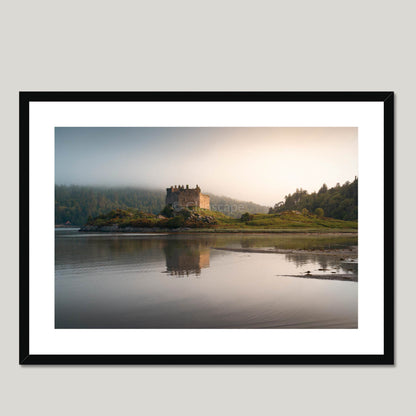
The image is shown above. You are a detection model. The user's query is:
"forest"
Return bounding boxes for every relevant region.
[55,185,268,225]
[268,178,358,221]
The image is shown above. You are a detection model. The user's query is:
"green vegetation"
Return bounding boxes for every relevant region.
[84,206,357,232]
[55,185,268,225]
[55,186,165,225]
[269,178,358,221]
[160,205,174,218]
[226,210,357,231]
[240,212,254,222]
[57,178,359,230]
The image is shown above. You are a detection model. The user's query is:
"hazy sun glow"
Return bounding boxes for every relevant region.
[55,127,357,206]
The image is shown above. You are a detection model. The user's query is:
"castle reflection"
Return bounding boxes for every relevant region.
[163,239,211,277]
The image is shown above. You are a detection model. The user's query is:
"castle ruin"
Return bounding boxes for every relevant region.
[166,185,210,211]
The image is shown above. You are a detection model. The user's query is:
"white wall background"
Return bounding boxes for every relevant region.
[0,1,413,415]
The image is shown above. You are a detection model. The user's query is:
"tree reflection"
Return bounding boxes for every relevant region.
[285,252,357,273]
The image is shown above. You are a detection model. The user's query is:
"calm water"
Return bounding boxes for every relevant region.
[55,230,358,328]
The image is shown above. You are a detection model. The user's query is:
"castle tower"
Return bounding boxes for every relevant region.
[166,185,210,211]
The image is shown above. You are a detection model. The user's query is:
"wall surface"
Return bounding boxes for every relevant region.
[199,194,210,210]
[1,1,414,415]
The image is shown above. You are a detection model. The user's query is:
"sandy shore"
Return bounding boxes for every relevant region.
[214,246,358,258]
[214,246,358,282]
[277,273,358,282]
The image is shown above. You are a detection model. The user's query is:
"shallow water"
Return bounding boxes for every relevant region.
[55,230,358,328]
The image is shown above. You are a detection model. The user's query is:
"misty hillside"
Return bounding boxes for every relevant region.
[55,185,269,225]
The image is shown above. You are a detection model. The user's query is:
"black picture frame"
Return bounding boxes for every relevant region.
[20,91,394,365]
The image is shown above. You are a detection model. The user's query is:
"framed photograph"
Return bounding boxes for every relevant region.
[20,91,394,365]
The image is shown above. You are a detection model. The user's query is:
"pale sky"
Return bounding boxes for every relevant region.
[55,127,357,206]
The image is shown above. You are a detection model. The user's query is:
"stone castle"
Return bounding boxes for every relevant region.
[166,185,210,211]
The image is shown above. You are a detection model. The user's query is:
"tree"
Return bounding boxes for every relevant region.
[318,183,328,194]
[268,178,358,220]
[240,212,254,222]
[315,207,324,218]
[301,208,309,216]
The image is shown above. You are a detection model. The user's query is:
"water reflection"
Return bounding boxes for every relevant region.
[285,253,358,274]
[237,235,356,250]
[159,233,358,277]
[55,231,358,278]
[164,239,210,277]
[162,244,357,278]
[55,230,358,328]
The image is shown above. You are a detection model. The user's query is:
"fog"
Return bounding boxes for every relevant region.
[55,127,357,206]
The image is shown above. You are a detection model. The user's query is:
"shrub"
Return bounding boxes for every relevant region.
[129,218,154,228]
[315,207,324,218]
[178,209,192,219]
[160,205,174,218]
[240,212,254,222]
[167,215,185,229]
[156,218,169,228]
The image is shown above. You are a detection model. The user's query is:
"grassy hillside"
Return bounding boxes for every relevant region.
[215,210,357,230]
[83,207,357,232]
